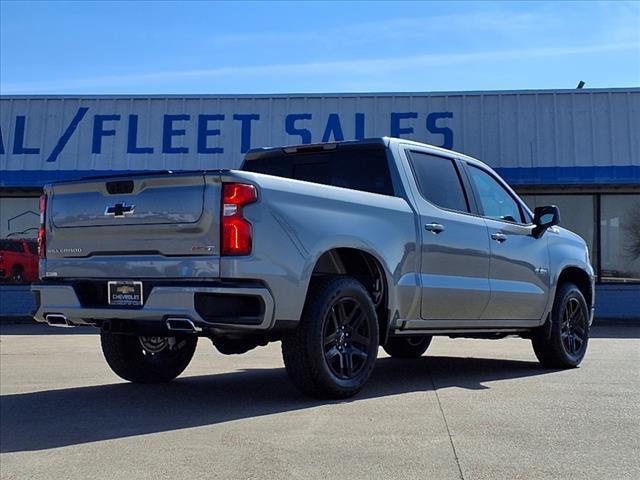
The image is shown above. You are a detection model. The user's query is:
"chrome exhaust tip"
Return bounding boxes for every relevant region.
[45,314,75,328]
[166,317,202,333]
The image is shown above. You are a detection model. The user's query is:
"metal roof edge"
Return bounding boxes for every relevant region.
[2,87,639,100]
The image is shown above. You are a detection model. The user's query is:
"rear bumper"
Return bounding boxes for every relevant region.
[31,281,275,333]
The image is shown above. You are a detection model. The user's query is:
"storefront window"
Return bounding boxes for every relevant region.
[520,194,597,269]
[600,195,640,283]
[0,197,40,284]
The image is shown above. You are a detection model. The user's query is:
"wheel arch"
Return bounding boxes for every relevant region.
[310,247,391,344]
[556,266,593,310]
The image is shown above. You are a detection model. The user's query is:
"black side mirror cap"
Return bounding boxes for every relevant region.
[533,205,560,238]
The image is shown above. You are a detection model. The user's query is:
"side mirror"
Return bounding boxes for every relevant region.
[533,205,560,238]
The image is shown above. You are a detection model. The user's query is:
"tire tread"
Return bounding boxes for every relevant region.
[101,332,197,383]
[383,336,432,358]
[532,282,589,369]
[281,276,378,399]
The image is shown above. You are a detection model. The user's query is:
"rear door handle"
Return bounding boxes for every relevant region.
[491,232,507,243]
[425,222,445,234]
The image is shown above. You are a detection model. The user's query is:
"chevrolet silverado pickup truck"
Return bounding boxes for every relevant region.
[0,238,39,283]
[32,137,595,398]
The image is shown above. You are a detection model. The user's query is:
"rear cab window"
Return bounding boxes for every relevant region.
[241,144,395,196]
[406,151,470,213]
[0,240,23,252]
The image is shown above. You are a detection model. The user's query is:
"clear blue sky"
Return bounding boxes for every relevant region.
[1,0,639,94]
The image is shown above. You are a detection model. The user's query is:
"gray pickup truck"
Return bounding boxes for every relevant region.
[33,137,594,398]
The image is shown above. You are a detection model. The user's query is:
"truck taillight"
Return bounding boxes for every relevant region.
[38,194,46,258]
[221,183,257,256]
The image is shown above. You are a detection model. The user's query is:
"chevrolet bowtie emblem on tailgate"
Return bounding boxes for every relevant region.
[115,285,135,294]
[105,202,135,217]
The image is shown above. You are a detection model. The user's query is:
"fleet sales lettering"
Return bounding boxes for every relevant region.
[0,108,453,161]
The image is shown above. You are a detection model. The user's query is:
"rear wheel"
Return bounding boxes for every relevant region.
[11,265,24,283]
[383,336,432,358]
[282,276,379,399]
[532,282,589,368]
[100,331,197,383]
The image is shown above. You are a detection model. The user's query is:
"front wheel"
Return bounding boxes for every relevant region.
[383,336,432,358]
[282,276,379,399]
[100,331,197,383]
[532,282,590,368]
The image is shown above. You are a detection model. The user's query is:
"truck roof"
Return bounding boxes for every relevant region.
[244,136,481,166]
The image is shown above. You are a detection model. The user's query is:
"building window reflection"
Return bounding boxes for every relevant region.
[600,195,640,283]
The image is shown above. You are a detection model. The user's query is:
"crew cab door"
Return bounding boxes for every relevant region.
[403,150,491,321]
[463,163,550,321]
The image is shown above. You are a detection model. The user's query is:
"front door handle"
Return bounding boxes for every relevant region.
[491,232,507,243]
[425,222,445,234]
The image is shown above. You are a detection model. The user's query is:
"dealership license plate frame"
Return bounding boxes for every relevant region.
[107,281,144,307]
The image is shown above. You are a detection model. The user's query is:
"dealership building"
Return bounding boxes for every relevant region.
[0,88,638,319]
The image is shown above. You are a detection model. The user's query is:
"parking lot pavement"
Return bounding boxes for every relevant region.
[1,325,638,480]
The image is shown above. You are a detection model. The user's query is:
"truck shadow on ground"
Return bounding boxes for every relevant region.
[1,355,561,453]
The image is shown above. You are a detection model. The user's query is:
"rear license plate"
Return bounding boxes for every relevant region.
[108,281,143,307]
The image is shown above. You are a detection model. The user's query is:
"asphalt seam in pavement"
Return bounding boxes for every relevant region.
[427,364,465,480]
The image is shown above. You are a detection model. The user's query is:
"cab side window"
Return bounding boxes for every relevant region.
[408,151,469,213]
[468,165,524,223]
[27,241,38,255]
[0,240,22,252]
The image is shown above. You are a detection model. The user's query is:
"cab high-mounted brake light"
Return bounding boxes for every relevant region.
[38,194,47,258]
[221,183,257,256]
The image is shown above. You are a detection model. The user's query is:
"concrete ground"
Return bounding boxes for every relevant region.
[0,324,638,480]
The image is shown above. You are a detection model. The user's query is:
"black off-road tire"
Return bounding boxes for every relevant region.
[11,265,24,283]
[281,276,379,399]
[383,336,432,358]
[100,331,198,383]
[532,282,590,369]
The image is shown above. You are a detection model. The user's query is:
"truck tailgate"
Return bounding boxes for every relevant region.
[44,172,222,263]
[51,175,205,228]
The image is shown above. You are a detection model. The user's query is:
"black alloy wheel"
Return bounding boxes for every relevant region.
[323,297,372,380]
[101,330,198,383]
[383,335,432,358]
[532,282,590,368]
[560,297,587,356]
[281,276,379,399]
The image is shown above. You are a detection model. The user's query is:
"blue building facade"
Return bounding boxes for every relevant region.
[1,89,639,319]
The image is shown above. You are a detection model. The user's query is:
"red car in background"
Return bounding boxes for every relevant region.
[0,239,39,283]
